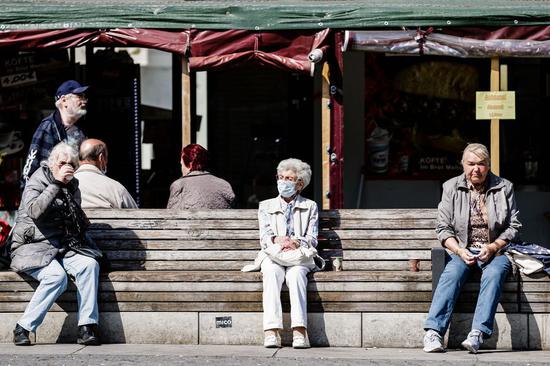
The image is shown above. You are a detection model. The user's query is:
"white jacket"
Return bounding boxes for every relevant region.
[241,195,322,272]
[258,195,319,250]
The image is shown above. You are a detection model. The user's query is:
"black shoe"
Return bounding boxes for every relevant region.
[77,324,100,345]
[13,324,31,346]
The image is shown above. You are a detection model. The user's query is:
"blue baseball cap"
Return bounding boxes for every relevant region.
[55,80,89,100]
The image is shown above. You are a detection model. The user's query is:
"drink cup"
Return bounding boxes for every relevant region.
[331,256,343,271]
[409,259,420,272]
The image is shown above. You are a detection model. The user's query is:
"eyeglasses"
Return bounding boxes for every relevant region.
[276,174,300,182]
[69,93,88,101]
[57,161,75,169]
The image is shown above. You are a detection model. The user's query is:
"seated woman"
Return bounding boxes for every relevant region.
[258,158,318,349]
[423,143,521,354]
[167,144,235,209]
[11,142,101,346]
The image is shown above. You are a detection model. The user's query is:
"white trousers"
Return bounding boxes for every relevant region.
[261,257,310,330]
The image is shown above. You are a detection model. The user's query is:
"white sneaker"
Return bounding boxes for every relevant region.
[292,334,310,349]
[264,334,281,348]
[461,329,483,354]
[423,329,444,353]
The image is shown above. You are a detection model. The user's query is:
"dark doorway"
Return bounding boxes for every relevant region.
[83,48,142,205]
[207,66,314,208]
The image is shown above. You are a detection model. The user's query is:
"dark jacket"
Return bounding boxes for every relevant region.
[10,163,95,273]
[436,172,522,249]
[20,111,85,189]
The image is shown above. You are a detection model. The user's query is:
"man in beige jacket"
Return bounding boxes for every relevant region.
[74,139,137,209]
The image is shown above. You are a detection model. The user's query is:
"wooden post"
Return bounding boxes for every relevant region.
[490,57,500,175]
[500,64,508,92]
[181,57,192,147]
[321,63,331,209]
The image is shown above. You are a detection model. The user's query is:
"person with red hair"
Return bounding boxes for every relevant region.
[167,144,235,209]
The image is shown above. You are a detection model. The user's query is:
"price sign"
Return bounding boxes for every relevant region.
[476,91,515,120]
[1,71,37,88]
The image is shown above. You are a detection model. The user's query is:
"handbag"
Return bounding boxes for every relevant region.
[64,235,103,260]
[59,187,103,260]
[241,243,326,272]
[264,243,325,270]
[506,249,544,275]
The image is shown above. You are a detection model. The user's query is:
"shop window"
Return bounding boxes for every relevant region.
[0,50,72,214]
[207,66,314,208]
[364,54,490,181]
[500,58,550,191]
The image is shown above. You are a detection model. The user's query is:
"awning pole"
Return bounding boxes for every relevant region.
[490,57,500,175]
[321,63,331,209]
[182,57,191,147]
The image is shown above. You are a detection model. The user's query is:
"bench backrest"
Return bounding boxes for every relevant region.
[86,208,440,272]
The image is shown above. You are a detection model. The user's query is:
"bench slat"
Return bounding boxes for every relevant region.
[0,270,432,282]
[94,239,439,250]
[84,209,438,220]
[101,249,432,261]
[90,229,437,240]
[97,240,260,250]
[0,281,435,292]
[0,291,437,303]
[89,218,437,230]
[105,260,432,271]
[0,301,522,313]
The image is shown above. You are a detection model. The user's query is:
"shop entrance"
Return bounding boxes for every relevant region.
[357,54,491,208]
[206,66,315,208]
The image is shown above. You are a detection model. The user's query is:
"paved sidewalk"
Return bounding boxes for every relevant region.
[0,344,549,365]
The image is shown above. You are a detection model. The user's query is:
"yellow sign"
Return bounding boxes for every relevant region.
[476,91,515,120]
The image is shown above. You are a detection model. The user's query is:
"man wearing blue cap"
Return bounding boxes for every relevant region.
[20,80,89,189]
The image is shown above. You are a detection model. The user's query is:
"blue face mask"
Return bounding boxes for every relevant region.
[277,180,297,198]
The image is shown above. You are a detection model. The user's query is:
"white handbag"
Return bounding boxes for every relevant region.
[241,244,325,272]
[506,249,544,275]
[264,243,317,268]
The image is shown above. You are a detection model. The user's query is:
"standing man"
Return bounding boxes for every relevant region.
[75,139,138,209]
[21,80,89,189]
[422,143,521,354]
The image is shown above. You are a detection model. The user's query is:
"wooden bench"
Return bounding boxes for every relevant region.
[0,208,547,348]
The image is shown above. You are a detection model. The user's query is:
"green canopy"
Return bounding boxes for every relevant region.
[2,0,550,31]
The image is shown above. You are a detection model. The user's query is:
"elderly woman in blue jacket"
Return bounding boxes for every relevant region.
[258,158,318,349]
[423,143,521,354]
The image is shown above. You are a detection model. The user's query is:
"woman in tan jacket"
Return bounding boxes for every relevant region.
[167,144,235,209]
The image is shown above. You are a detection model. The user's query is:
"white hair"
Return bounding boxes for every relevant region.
[54,97,63,109]
[55,93,87,119]
[277,158,312,189]
[462,143,490,167]
[47,142,79,168]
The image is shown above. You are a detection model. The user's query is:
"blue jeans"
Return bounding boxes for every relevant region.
[18,254,100,332]
[424,252,511,336]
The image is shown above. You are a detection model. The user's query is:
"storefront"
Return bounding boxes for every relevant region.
[342,27,550,244]
[0,26,336,216]
[1,0,550,219]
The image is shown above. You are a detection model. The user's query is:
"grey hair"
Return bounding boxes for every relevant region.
[54,97,63,109]
[47,142,79,168]
[462,143,490,167]
[277,158,312,189]
[54,93,77,109]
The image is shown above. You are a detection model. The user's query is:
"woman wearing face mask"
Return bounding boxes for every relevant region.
[167,144,235,209]
[258,158,318,349]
